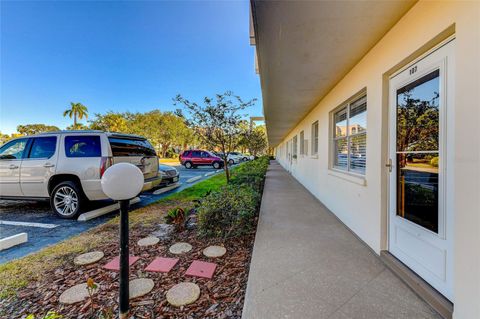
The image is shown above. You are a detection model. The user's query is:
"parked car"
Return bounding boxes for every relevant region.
[0,130,162,219]
[229,152,248,162]
[159,164,179,186]
[179,150,224,169]
[212,151,242,165]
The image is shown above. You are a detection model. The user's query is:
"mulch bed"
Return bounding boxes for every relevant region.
[1,217,258,319]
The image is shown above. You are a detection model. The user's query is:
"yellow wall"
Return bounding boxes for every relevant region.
[274,1,479,317]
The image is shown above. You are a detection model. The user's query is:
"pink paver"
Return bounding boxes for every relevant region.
[103,256,140,271]
[145,257,179,273]
[185,260,217,279]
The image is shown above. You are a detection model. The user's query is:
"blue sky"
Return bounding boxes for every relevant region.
[0,0,261,134]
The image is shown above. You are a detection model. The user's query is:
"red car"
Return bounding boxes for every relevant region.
[179,150,224,169]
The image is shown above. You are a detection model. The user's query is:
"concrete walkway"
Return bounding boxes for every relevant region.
[242,162,440,319]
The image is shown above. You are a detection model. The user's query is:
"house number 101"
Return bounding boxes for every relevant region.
[409,65,417,75]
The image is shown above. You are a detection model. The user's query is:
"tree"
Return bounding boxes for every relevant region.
[17,124,60,135]
[63,102,88,129]
[242,125,268,156]
[89,112,129,132]
[174,91,256,182]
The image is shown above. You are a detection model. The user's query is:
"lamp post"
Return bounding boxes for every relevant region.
[101,163,144,319]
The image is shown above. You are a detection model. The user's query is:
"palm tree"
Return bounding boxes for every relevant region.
[63,102,88,128]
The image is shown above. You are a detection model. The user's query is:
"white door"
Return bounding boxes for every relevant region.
[388,40,454,300]
[20,136,58,197]
[0,138,29,196]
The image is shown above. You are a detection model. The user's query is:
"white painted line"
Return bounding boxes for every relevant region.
[186,176,202,183]
[77,197,141,222]
[153,182,182,195]
[216,170,223,173]
[204,171,215,177]
[0,220,59,229]
[0,233,28,251]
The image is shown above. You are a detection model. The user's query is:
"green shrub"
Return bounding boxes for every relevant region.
[165,207,187,231]
[231,156,269,192]
[197,185,260,238]
[430,156,439,167]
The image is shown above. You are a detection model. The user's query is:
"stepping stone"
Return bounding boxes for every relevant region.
[74,251,104,265]
[145,257,179,273]
[202,245,226,258]
[185,260,217,279]
[103,256,140,271]
[166,282,200,307]
[137,236,159,247]
[169,242,192,255]
[59,283,98,304]
[129,278,154,299]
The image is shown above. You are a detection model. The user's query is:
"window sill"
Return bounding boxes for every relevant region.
[328,169,367,186]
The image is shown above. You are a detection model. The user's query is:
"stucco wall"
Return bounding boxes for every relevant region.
[273,1,479,318]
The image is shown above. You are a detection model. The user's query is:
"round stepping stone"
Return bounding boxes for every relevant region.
[74,251,104,265]
[169,242,192,255]
[137,236,159,247]
[166,282,200,307]
[202,245,226,258]
[59,283,98,304]
[129,278,154,299]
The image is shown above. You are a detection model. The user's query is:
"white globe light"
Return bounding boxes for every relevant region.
[101,163,144,200]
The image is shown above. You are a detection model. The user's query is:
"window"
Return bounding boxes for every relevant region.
[311,121,319,155]
[108,137,156,156]
[292,135,298,158]
[29,137,56,159]
[0,138,28,160]
[331,94,367,174]
[191,151,201,157]
[65,136,101,158]
[299,131,305,155]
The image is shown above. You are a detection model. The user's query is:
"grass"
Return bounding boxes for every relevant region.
[159,158,179,165]
[0,171,228,300]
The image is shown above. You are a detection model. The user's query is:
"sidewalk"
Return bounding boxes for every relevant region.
[242,161,440,319]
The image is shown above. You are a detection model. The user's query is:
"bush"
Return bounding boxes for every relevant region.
[197,184,259,238]
[430,156,439,167]
[197,156,269,238]
[231,156,269,193]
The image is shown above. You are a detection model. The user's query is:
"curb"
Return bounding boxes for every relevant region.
[77,197,141,222]
[0,233,28,251]
[153,183,182,195]
[186,176,202,183]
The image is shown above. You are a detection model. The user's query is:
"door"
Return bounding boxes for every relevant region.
[20,136,58,197]
[0,138,29,196]
[388,40,454,300]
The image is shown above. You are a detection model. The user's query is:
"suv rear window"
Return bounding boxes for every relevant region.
[108,137,156,156]
[65,136,102,158]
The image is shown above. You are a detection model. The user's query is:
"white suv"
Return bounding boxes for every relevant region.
[0,131,161,218]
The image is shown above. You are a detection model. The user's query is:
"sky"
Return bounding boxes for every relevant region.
[0,0,262,134]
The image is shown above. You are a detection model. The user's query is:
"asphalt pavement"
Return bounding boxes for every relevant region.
[0,164,225,264]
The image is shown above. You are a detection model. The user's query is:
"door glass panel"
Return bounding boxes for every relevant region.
[0,139,28,160]
[397,70,440,152]
[396,153,439,232]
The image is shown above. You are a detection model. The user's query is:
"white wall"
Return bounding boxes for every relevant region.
[273,1,479,318]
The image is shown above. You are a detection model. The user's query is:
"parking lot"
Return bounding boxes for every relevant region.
[0,164,226,264]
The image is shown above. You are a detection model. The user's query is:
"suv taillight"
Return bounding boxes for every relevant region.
[100,156,113,177]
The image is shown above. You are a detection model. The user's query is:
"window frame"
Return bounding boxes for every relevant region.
[299,130,304,156]
[311,121,319,156]
[0,138,29,160]
[330,91,367,176]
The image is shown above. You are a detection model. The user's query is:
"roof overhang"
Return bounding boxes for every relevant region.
[251,0,417,146]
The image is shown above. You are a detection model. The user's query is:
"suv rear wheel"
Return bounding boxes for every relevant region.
[213,161,221,169]
[50,181,84,219]
[184,161,193,169]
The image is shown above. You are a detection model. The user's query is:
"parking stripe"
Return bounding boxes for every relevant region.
[0,220,59,229]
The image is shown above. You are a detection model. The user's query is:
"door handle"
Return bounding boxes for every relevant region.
[43,163,55,168]
[9,164,19,169]
[386,159,393,172]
